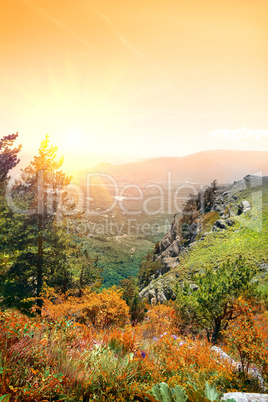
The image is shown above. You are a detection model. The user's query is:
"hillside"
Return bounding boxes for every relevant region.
[138,175,268,303]
[65,150,268,288]
[73,150,268,186]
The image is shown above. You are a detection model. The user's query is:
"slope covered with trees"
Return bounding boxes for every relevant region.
[0,133,268,401]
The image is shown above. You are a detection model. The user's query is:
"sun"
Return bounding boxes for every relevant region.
[67,131,81,148]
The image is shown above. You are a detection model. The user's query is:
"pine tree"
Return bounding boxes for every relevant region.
[1,135,103,311]
[77,248,102,296]
[0,133,22,298]
[3,135,74,310]
[0,132,21,184]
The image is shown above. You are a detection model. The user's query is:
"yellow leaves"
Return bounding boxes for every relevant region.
[30,368,39,375]
[41,287,130,329]
[138,303,179,338]
[82,288,130,329]
[225,297,268,375]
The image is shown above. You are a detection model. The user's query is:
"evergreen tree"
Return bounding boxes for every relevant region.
[0,132,21,184]
[2,135,75,310]
[0,133,22,299]
[119,277,147,325]
[78,248,102,296]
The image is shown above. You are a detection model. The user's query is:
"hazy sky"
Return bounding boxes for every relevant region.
[1,0,268,170]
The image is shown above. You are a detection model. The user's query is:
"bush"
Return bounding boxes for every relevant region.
[81,287,130,329]
[225,297,268,379]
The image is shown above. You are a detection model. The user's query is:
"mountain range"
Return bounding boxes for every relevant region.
[73,150,268,186]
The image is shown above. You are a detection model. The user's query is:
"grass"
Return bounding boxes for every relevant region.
[1,303,266,401]
[175,184,268,278]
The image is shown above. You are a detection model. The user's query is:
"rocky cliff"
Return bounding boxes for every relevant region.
[139,175,268,303]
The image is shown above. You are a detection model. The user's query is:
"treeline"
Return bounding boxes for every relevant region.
[0,133,102,312]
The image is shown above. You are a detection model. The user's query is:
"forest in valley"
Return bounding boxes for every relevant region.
[1,133,268,401]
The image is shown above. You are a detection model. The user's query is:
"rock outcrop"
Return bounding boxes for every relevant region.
[238,200,251,215]
[139,274,177,304]
[139,175,268,303]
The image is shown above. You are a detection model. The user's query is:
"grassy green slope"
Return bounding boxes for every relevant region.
[176,183,268,280]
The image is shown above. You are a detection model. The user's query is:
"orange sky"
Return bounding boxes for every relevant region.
[1,0,268,171]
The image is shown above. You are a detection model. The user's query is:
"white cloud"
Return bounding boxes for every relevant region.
[209,127,268,141]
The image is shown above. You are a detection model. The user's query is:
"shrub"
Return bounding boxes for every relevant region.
[176,256,257,343]
[225,297,268,379]
[138,303,179,338]
[81,287,130,329]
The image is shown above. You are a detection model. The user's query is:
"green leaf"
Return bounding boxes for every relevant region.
[151,382,174,402]
[172,385,188,402]
[0,395,11,402]
[204,382,222,401]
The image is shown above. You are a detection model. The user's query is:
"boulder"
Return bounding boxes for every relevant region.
[160,233,172,251]
[238,200,251,215]
[157,290,167,303]
[214,203,223,212]
[165,239,184,257]
[139,274,177,303]
[190,283,199,292]
[222,393,268,401]
[213,219,227,230]
[212,346,266,394]
[167,240,180,257]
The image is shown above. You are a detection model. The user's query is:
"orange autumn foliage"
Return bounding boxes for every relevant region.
[1,304,266,400]
[225,297,268,378]
[81,288,130,329]
[41,286,130,329]
[138,303,179,338]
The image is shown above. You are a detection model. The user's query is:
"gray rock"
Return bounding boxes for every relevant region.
[222,393,268,401]
[160,233,172,251]
[259,263,268,272]
[214,219,227,229]
[214,203,223,212]
[244,175,264,188]
[166,240,180,257]
[162,257,180,270]
[238,200,251,215]
[190,283,199,291]
[212,346,241,369]
[139,273,177,303]
[157,290,167,303]
[212,347,266,393]
[148,289,156,299]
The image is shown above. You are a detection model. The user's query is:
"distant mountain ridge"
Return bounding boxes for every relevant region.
[73,150,268,185]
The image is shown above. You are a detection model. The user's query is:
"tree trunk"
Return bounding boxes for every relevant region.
[211,319,221,344]
[36,213,43,313]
